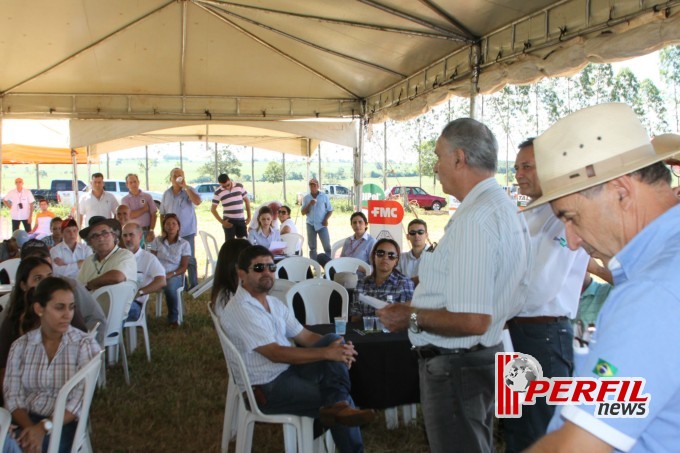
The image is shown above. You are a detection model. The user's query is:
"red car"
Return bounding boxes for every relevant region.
[388,186,447,211]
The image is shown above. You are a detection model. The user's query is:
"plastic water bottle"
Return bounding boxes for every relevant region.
[386,295,393,304]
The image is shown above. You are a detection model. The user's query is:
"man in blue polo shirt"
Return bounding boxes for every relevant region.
[526,103,680,452]
[301,178,333,261]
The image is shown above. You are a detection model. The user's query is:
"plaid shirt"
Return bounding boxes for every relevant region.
[4,326,101,417]
[352,270,415,316]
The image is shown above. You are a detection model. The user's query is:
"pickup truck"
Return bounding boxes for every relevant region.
[388,186,447,210]
[323,184,351,198]
[58,180,163,208]
[31,180,87,204]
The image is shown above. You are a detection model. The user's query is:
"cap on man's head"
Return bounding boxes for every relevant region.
[15,178,23,184]
[218,174,229,183]
[21,239,50,259]
[527,103,680,209]
[79,216,121,239]
[61,218,79,231]
[309,178,319,186]
[11,230,30,247]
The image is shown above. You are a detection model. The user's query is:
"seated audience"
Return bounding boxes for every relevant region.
[41,217,63,248]
[50,219,93,280]
[220,246,374,452]
[210,238,252,309]
[353,239,414,317]
[247,206,284,254]
[248,201,282,231]
[3,277,100,453]
[121,222,167,322]
[338,212,376,265]
[278,205,298,235]
[397,219,431,285]
[29,199,56,240]
[148,214,190,327]
[0,231,29,262]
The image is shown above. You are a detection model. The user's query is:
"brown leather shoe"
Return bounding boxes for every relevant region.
[319,401,376,427]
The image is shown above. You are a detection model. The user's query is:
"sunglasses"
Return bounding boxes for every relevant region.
[249,263,277,273]
[408,229,426,236]
[375,250,398,260]
[278,210,288,215]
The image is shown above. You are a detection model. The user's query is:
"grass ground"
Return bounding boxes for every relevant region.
[88,291,431,452]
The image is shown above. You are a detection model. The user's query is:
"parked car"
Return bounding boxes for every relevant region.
[323,184,351,198]
[58,180,162,208]
[388,186,447,211]
[32,179,87,204]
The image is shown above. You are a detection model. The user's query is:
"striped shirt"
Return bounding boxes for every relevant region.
[4,326,101,417]
[409,177,532,348]
[212,183,248,220]
[219,286,303,390]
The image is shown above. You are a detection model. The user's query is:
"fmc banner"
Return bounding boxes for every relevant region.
[367,199,404,251]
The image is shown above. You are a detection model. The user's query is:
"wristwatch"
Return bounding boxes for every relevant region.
[409,310,422,334]
[41,418,53,434]
[138,289,145,296]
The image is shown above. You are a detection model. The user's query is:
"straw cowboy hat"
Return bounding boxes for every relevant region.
[528,103,680,209]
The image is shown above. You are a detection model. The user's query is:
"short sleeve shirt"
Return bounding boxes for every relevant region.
[160,188,198,237]
[77,246,137,287]
[212,183,248,220]
[148,236,191,273]
[78,191,119,225]
[121,191,157,228]
[133,248,166,304]
[302,192,333,231]
[6,189,35,220]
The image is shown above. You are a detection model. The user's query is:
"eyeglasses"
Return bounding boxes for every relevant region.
[88,230,113,241]
[249,263,277,273]
[375,250,398,260]
[408,229,426,236]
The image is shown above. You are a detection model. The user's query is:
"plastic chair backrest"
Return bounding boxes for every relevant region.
[0,407,11,452]
[47,351,103,453]
[330,240,344,259]
[199,230,219,275]
[0,258,21,284]
[92,281,138,348]
[275,257,321,282]
[280,233,303,256]
[270,279,296,304]
[287,279,349,325]
[324,257,371,281]
[208,305,265,417]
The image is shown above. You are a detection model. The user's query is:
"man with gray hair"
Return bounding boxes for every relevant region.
[379,118,532,452]
[526,103,680,452]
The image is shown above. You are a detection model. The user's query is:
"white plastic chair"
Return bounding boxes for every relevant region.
[0,407,11,452]
[155,275,185,325]
[280,233,304,256]
[287,279,349,325]
[270,279,296,305]
[199,230,220,278]
[93,282,137,386]
[275,257,322,282]
[207,305,333,453]
[330,240,344,259]
[0,258,20,284]
[48,351,103,453]
[324,257,371,281]
[124,298,151,362]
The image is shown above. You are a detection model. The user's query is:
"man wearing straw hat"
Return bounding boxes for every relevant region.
[526,103,680,452]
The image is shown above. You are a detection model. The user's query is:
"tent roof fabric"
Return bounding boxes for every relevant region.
[1,0,678,128]
[1,144,87,164]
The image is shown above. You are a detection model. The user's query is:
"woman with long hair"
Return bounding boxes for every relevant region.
[247,206,284,254]
[3,277,100,453]
[210,238,251,309]
[354,238,415,317]
[148,214,190,327]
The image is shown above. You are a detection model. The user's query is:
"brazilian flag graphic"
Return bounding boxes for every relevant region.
[593,359,618,377]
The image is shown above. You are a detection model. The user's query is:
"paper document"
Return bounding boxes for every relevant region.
[359,294,388,310]
[269,241,287,251]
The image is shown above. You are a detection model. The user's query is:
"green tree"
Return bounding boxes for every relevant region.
[262,161,283,183]
[417,139,437,176]
[639,79,668,133]
[198,145,241,179]
[660,46,680,131]
[612,68,643,117]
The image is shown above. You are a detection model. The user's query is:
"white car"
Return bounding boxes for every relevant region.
[195,183,254,203]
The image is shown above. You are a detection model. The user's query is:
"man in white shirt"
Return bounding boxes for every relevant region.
[50,218,93,280]
[378,118,532,453]
[503,138,589,452]
[78,172,119,227]
[397,218,430,285]
[121,222,166,322]
[3,178,35,231]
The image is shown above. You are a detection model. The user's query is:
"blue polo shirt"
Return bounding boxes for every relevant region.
[549,204,680,452]
[302,191,333,231]
[160,187,198,237]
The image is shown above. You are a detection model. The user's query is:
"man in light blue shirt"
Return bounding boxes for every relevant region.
[525,103,680,453]
[301,178,333,261]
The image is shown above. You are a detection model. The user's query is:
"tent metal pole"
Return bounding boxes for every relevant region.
[36,164,40,189]
[469,43,481,120]
[214,141,218,182]
[354,119,365,211]
[106,153,110,179]
[383,122,387,190]
[282,152,287,204]
[86,146,92,181]
[317,143,321,185]
[145,146,150,190]
[251,146,255,201]
[72,149,80,223]
[179,142,184,169]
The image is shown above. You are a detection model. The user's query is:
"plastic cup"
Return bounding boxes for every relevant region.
[175,176,184,183]
[363,316,375,331]
[334,317,347,335]
[376,318,389,333]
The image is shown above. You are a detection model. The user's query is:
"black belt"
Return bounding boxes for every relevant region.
[509,316,568,325]
[411,343,489,359]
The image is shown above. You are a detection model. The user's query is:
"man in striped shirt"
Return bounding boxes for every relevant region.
[211,173,252,242]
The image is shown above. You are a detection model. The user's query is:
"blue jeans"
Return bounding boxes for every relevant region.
[306,224,331,261]
[182,234,198,288]
[3,413,76,453]
[223,218,247,241]
[419,344,501,453]
[164,275,183,323]
[503,319,574,453]
[259,333,364,453]
[125,301,143,323]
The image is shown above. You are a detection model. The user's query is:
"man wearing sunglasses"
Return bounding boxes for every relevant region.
[378,118,532,453]
[221,245,374,452]
[397,219,430,285]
